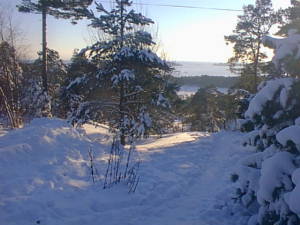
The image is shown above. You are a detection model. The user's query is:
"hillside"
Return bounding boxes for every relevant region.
[0,118,254,225]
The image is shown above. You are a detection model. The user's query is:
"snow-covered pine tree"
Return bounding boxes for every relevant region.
[66,0,174,189]
[233,12,300,225]
[59,49,97,119]
[234,78,300,225]
[21,48,68,119]
[22,78,52,119]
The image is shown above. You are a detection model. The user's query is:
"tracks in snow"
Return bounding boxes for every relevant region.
[124,131,246,225]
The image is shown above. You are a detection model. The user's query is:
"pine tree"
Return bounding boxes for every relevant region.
[17,0,92,93]
[68,0,172,139]
[277,0,300,35]
[60,49,97,119]
[66,0,174,189]
[235,78,300,225]
[34,48,68,94]
[225,0,281,92]
[233,11,300,222]
[22,48,68,118]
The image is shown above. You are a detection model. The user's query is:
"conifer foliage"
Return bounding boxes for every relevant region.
[186,87,225,132]
[0,42,23,128]
[225,0,281,92]
[263,0,300,78]
[235,78,300,225]
[21,48,68,119]
[33,48,68,117]
[66,0,173,189]
[17,0,93,93]
[233,6,300,223]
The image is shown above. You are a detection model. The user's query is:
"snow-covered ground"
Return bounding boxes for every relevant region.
[0,118,253,225]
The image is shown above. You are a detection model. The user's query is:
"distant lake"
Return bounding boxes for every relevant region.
[172,61,236,77]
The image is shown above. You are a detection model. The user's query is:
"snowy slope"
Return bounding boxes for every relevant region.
[0,118,253,225]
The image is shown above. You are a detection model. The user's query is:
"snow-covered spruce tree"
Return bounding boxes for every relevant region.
[21,78,52,119]
[66,0,174,189]
[59,49,97,118]
[0,41,23,128]
[20,48,68,119]
[233,25,300,225]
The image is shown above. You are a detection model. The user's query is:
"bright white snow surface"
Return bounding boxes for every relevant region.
[0,118,252,225]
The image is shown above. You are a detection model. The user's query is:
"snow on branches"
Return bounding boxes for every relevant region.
[65,0,175,191]
[235,77,300,225]
[235,30,300,223]
[263,29,300,77]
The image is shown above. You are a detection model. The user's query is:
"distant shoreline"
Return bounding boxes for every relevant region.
[22,59,238,77]
[171,61,236,77]
[171,75,238,89]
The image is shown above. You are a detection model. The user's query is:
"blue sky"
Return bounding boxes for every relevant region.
[4,0,291,62]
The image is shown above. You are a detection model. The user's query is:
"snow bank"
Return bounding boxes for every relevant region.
[0,118,105,225]
[0,118,97,191]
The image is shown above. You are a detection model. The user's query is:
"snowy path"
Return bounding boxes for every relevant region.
[128,131,248,225]
[0,120,250,225]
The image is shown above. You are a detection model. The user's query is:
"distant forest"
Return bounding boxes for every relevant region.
[171,75,239,88]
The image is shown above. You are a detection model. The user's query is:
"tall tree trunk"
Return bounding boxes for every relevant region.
[253,39,261,93]
[0,87,17,128]
[42,5,48,93]
[119,1,126,145]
